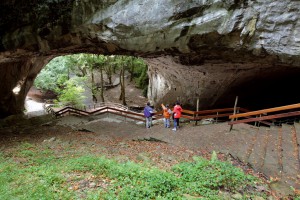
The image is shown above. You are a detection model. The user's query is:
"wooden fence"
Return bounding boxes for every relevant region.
[47,104,246,124]
[228,103,300,126]
[45,102,300,127]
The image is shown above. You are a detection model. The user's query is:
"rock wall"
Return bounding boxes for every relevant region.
[146,56,300,109]
[0,57,51,118]
[0,0,300,116]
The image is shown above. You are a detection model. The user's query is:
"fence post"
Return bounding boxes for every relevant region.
[254,115,258,126]
[195,98,199,126]
[258,114,262,126]
[254,114,262,127]
[229,96,238,131]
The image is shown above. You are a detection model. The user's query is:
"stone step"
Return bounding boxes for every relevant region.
[230,126,258,163]
[280,124,299,186]
[247,127,270,171]
[291,123,300,188]
[261,126,281,177]
[293,123,300,171]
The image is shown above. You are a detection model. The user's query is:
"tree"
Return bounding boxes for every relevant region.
[55,77,85,107]
[94,55,106,102]
[119,63,126,105]
[34,54,149,107]
[127,56,135,82]
[65,54,87,77]
[104,56,114,85]
[34,56,69,92]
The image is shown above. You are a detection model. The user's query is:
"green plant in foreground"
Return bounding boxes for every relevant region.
[0,144,264,200]
[172,157,258,198]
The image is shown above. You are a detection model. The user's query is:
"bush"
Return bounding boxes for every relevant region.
[0,145,264,200]
[55,78,85,107]
[172,157,258,198]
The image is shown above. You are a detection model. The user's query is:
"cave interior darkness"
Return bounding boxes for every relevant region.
[215,67,300,111]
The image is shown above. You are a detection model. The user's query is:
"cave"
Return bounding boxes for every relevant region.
[0,0,300,118]
[215,67,300,111]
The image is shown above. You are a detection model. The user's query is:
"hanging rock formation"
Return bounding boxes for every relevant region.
[0,0,300,116]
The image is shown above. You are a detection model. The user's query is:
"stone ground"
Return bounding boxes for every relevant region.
[1,113,299,199]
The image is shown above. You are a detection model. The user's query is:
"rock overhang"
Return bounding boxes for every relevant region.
[0,0,300,117]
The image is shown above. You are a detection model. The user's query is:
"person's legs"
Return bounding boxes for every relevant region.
[163,118,167,128]
[146,117,150,128]
[166,118,170,128]
[172,118,177,131]
[149,117,152,127]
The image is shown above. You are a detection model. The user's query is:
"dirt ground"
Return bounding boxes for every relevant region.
[2,75,297,199]
[0,113,282,200]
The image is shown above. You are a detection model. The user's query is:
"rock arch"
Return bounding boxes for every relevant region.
[0,0,300,117]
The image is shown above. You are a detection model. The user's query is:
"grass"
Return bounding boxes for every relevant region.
[0,142,290,199]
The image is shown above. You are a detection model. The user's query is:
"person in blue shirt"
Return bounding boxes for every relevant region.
[144,102,154,128]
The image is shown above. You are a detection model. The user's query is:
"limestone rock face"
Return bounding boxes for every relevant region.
[0,57,51,118]
[146,56,300,109]
[0,0,300,116]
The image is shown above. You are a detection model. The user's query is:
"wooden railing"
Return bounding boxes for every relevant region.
[54,106,146,122]
[180,107,246,122]
[49,104,247,124]
[46,102,300,127]
[228,103,300,126]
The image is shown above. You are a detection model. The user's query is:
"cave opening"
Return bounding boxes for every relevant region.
[25,54,149,116]
[215,67,300,111]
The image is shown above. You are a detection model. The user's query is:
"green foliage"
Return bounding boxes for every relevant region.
[34,54,149,104]
[55,77,85,107]
[129,57,149,97]
[34,56,69,92]
[172,157,258,198]
[0,142,266,200]
[135,59,148,88]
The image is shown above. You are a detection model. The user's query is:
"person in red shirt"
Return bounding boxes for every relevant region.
[172,101,182,131]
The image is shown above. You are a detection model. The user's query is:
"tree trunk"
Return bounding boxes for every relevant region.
[105,64,112,85]
[130,58,134,82]
[91,67,97,103]
[119,68,123,101]
[119,66,126,105]
[100,65,105,102]
[112,64,116,74]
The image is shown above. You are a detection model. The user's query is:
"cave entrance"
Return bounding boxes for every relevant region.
[26,54,149,116]
[215,67,300,111]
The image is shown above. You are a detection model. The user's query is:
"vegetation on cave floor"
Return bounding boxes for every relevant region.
[0,139,280,200]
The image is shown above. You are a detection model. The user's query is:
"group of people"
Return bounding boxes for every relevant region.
[143,101,182,131]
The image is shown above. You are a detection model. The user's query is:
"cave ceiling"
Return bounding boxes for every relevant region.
[0,0,300,117]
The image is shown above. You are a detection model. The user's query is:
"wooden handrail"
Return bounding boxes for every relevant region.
[56,106,90,115]
[106,111,144,122]
[195,113,233,120]
[54,105,145,122]
[153,111,163,115]
[53,104,250,124]
[228,111,300,125]
[229,103,300,119]
[194,107,238,115]
[182,109,195,115]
